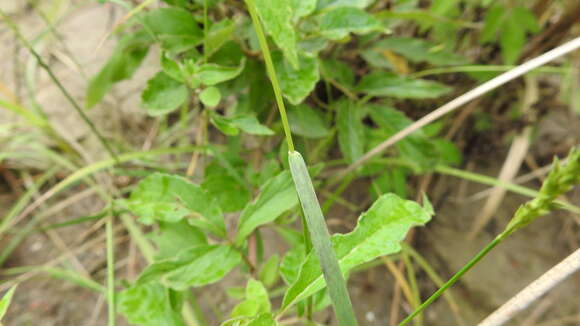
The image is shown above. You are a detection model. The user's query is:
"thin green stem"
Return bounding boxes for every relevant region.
[106,215,116,326]
[0,9,118,161]
[398,235,503,326]
[244,0,295,152]
[435,165,580,214]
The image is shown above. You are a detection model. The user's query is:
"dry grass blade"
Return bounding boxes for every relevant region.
[477,248,580,326]
[288,151,358,326]
[338,37,580,179]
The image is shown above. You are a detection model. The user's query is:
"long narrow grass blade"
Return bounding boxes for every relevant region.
[288,151,357,326]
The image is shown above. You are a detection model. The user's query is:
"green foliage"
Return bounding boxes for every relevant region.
[356,72,451,98]
[282,192,433,309]
[199,86,221,107]
[318,7,384,40]
[0,285,16,321]
[236,171,298,243]
[137,244,241,290]
[273,52,319,105]
[141,71,188,115]
[288,104,330,139]
[336,100,364,163]
[480,5,540,64]
[140,7,203,53]
[118,282,185,326]
[86,31,151,108]
[126,173,226,238]
[365,37,469,66]
[253,0,298,67]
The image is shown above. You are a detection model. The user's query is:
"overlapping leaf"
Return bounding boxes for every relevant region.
[356,71,451,98]
[118,282,185,326]
[254,0,298,67]
[273,52,320,105]
[282,193,433,309]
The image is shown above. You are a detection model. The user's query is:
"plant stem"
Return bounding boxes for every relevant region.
[106,215,116,326]
[398,235,504,326]
[244,0,295,152]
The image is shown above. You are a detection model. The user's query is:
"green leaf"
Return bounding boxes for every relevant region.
[320,59,355,87]
[287,151,357,326]
[282,192,433,309]
[480,6,506,43]
[231,115,275,135]
[231,279,271,318]
[141,7,203,53]
[210,112,240,136]
[141,71,188,116]
[206,19,236,57]
[368,105,439,169]
[0,285,16,320]
[254,0,299,67]
[197,58,246,86]
[336,100,364,163]
[513,7,540,34]
[258,254,280,287]
[318,7,383,40]
[287,104,330,139]
[280,246,304,285]
[273,52,320,105]
[126,173,226,238]
[202,175,251,212]
[356,71,451,99]
[86,31,150,108]
[138,245,241,290]
[236,171,298,243]
[200,86,222,107]
[292,0,317,21]
[370,37,469,66]
[500,16,525,65]
[247,313,278,326]
[317,0,373,9]
[152,221,207,260]
[118,282,185,326]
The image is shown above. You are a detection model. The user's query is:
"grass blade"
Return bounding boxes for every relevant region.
[0,285,17,320]
[288,151,357,326]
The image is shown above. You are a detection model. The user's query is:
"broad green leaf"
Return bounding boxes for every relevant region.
[292,0,317,21]
[368,105,439,169]
[480,6,506,43]
[200,86,222,107]
[320,59,355,88]
[152,221,207,260]
[86,31,150,108]
[318,7,383,40]
[221,313,278,326]
[288,104,330,139]
[513,7,540,34]
[259,254,280,287]
[126,173,226,238]
[206,19,236,57]
[0,285,16,320]
[236,171,298,243]
[280,246,304,284]
[138,245,241,290]
[202,174,251,212]
[141,71,188,116]
[317,0,373,9]
[210,112,240,136]
[197,58,246,86]
[336,100,364,163]
[254,0,299,67]
[287,151,357,326]
[231,279,271,318]
[118,282,185,326]
[282,193,433,309]
[273,52,320,105]
[141,7,203,53]
[231,115,275,135]
[500,17,525,65]
[370,37,469,66]
[356,71,451,99]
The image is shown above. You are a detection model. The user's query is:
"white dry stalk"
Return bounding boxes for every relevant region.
[468,76,538,238]
[477,248,580,326]
[339,36,580,178]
